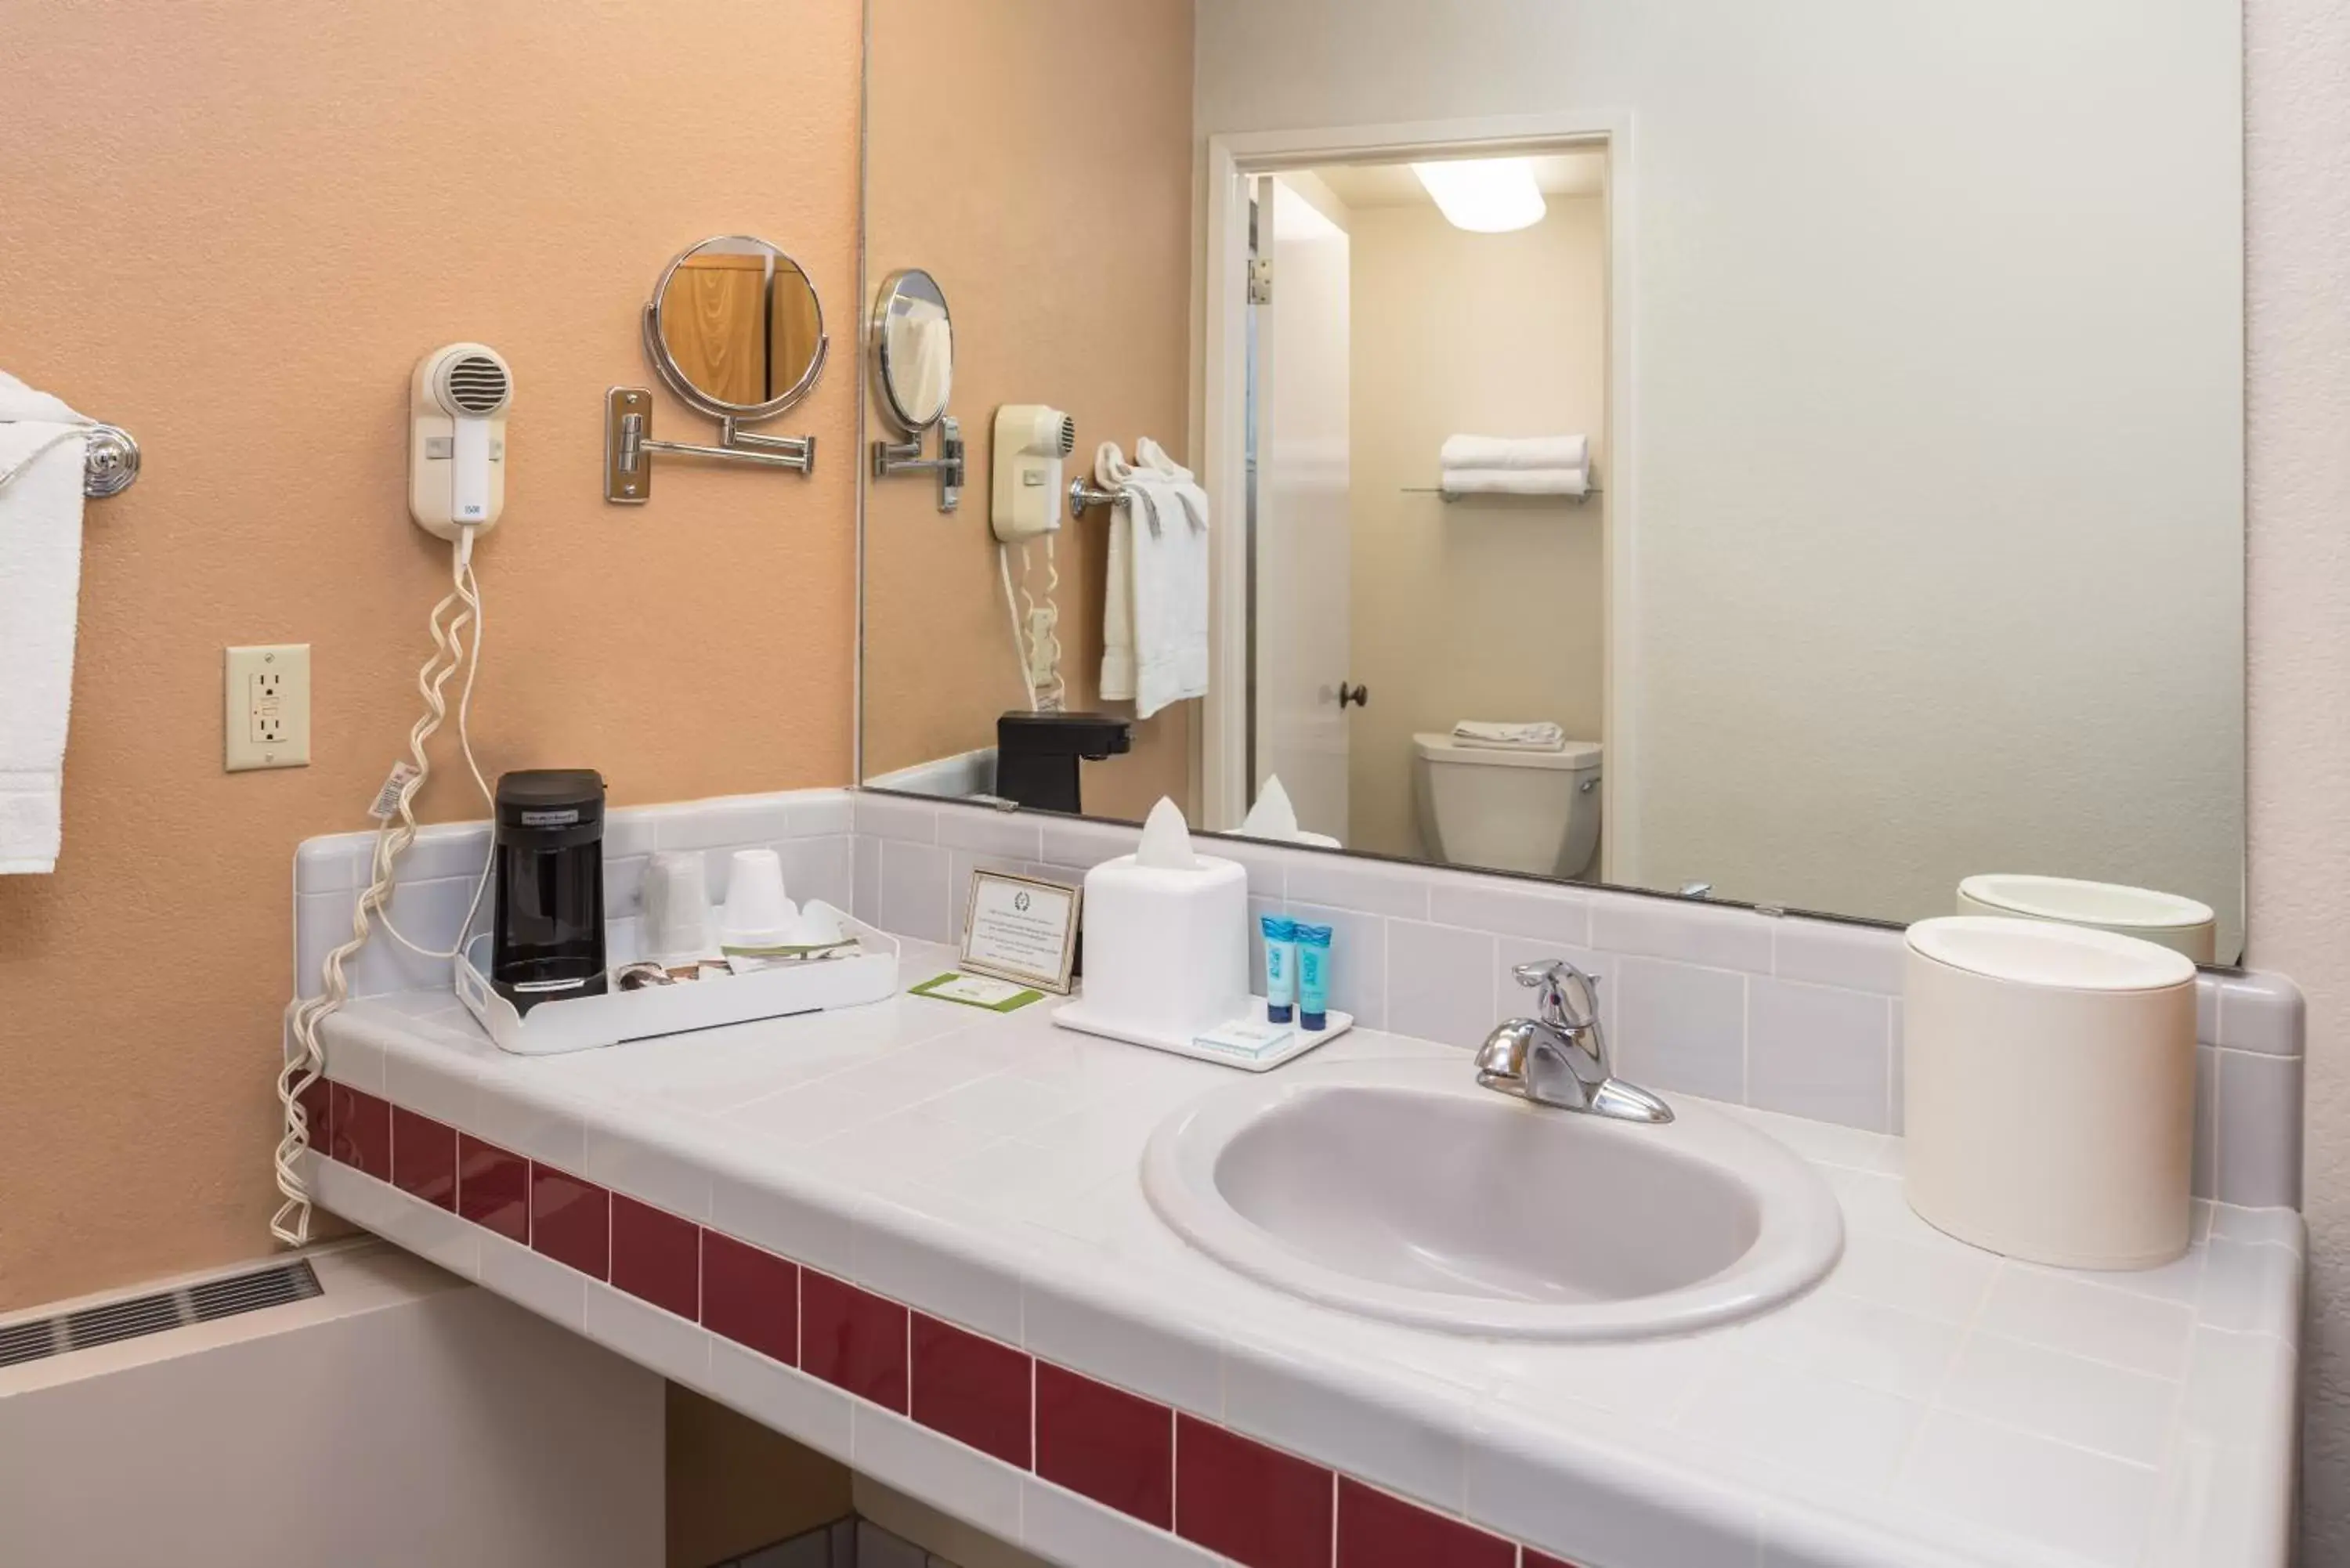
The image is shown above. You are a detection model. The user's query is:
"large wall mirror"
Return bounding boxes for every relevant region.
[858,1,2245,963]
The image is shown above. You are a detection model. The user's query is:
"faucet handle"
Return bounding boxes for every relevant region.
[1512,959,1601,1031]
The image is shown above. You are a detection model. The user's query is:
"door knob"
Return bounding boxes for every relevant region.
[1337,681,1369,709]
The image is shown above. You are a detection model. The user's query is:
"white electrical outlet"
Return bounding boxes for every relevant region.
[224,645,312,771]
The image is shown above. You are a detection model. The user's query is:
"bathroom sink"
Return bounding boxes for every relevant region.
[1142,1057,1843,1339]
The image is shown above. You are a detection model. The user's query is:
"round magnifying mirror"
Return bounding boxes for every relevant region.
[870,269,954,433]
[642,235,828,421]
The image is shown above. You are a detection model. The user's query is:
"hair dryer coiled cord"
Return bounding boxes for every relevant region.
[270,530,494,1246]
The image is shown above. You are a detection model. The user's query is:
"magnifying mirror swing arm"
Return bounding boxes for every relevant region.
[603,237,826,504]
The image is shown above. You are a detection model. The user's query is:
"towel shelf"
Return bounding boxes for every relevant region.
[81,424,139,498]
[1405,482,1600,504]
[1068,478,1134,520]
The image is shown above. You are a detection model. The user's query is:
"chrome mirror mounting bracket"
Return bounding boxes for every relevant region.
[603,388,815,504]
[870,414,964,512]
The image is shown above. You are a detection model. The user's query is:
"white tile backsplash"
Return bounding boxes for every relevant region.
[1285,853,1434,919]
[290,786,2308,1213]
[880,840,952,943]
[1614,957,1747,1103]
[1746,979,1893,1133]
[1591,897,1773,973]
[1385,919,1501,1046]
[935,804,1044,861]
[1427,873,1592,948]
[2214,1050,2303,1208]
[2214,973,2303,1057]
[1285,901,1390,1029]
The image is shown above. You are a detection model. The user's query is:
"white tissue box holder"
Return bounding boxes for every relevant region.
[455,913,900,1057]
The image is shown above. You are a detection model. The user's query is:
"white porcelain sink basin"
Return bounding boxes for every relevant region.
[1142,1057,1844,1339]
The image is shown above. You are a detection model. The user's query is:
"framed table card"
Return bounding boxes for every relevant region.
[959,870,1081,994]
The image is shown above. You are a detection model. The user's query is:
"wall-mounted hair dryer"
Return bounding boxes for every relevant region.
[990,404,1074,542]
[409,343,514,539]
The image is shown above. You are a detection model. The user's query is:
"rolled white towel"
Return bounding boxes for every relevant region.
[1440,465,1589,497]
[1440,434,1588,472]
[1452,721,1566,751]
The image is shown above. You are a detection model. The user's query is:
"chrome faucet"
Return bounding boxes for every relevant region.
[1476,959,1672,1123]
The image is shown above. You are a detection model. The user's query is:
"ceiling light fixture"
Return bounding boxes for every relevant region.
[1411,157,1546,233]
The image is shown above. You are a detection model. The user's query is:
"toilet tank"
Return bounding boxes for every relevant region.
[1412,734,1603,879]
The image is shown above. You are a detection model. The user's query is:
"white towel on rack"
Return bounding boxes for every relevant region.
[1440,434,1588,472]
[1452,720,1567,751]
[1439,465,1590,497]
[1096,442,1141,703]
[1119,439,1209,718]
[1136,437,1209,534]
[0,370,96,874]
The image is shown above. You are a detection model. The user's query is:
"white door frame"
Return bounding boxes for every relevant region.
[1199,111,1639,879]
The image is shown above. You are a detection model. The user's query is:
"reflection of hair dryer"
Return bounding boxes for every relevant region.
[990,403,1074,542]
[409,343,514,539]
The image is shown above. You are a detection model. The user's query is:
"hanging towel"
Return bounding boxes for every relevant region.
[1136,437,1209,534]
[1440,434,1589,471]
[0,370,96,873]
[1440,466,1590,497]
[1096,442,1142,703]
[1452,720,1567,751]
[1092,438,1207,719]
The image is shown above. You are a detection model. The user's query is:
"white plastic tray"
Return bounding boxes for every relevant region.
[455,915,900,1057]
[1051,997,1352,1071]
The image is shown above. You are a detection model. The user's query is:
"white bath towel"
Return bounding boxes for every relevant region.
[1136,437,1209,534]
[1127,439,1209,717]
[0,370,96,873]
[1096,443,1141,703]
[1440,465,1590,497]
[1452,721,1567,751]
[1440,433,1588,472]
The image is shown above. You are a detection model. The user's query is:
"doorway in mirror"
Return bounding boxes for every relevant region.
[1235,149,1611,885]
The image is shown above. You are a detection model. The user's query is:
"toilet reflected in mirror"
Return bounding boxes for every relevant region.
[1414,733,1603,880]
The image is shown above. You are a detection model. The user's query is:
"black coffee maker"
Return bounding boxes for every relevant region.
[491,769,608,1013]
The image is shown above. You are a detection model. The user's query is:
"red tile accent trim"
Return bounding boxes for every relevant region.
[389,1107,457,1211]
[1035,1361,1174,1528]
[701,1230,798,1365]
[530,1165,610,1280]
[610,1195,699,1319]
[352,1082,1596,1568]
[911,1313,1032,1468]
[331,1086,391,1182]
[1175,1413,1336,1568]
[801,1269,908,1413]
[297,1074,333,1155]
[1338,1479,1514,1568]
[456,1134,530,1244]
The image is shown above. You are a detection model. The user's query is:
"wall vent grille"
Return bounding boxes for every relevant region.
[0,1261,320,1371]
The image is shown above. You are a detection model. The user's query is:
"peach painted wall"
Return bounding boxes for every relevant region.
[0,0,862,1310]
[860,0,1197,823]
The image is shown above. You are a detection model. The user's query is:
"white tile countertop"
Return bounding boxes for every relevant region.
[306,938,2302,1568]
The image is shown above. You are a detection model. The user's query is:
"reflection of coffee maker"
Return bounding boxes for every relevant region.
[491,770,608,1013]
[996,712,1133,815]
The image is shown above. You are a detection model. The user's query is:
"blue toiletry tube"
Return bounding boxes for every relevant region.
[1295,922,1333,1030]
[1260,915,1299,1022]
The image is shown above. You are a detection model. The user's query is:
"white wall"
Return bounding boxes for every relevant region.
[0,1244,663,1567]
[2243,0,2350,1556]
[1343,195,1608,860]
[1197,0,2245,952]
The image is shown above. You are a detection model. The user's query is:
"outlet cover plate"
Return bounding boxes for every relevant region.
[224,644,311,771]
